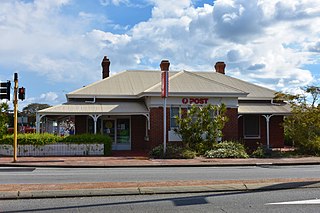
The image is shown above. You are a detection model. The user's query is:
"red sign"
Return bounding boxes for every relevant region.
[161,71,168,98]
[182,98,208,104]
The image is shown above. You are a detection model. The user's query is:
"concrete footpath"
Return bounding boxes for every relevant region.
[1,156,320,199]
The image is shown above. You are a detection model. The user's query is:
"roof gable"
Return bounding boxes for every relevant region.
[196,72,276,100]
[143,71,247,97]
[67,70,276,100]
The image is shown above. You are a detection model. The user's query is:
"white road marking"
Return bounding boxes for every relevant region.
[266,199,320,205]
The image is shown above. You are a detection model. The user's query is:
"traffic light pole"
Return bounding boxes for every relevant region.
[13,73,18,162]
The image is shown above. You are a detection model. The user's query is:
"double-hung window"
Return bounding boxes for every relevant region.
[243,115,260,138]
[170,106,180,129]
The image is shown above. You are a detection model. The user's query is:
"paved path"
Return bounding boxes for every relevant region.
[1,156,320,167]
[1,156,320,199]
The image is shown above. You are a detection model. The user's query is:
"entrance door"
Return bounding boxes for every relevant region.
[102,120,115,143]
[102,118,131,150]
[116,119,131,150]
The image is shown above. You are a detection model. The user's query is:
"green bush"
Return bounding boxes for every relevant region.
[251,145,266,158]
[296,136,320,156]
[62,134,112,156]
[0,133,61,146]
[62,133,109,143]
[204,141,249,158]
[0,133,112,156]
[181,149,197,159]
[149,144,196,159]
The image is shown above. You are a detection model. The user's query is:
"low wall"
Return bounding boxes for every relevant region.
[0,143,104,156]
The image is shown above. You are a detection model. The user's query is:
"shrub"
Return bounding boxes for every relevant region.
[175,104,228,153]
[0,133,61,146]
[181,149,197,159]
[204,141,249,158]
[296,136,320,156]
[62,134,112,156]
[251,145,266,158]
[149,144,196,159]
[0,133,112,156]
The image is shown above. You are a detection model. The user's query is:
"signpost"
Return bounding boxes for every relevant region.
[160,60,170,155]
[1,73,25,162]
[13,73,18,162]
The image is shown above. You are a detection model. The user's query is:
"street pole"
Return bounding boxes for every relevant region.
[13,73,18,162]
[160,60,170,156]
[163,96,167,155]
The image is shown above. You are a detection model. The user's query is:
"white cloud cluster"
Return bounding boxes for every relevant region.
[100,0,130,6]
[0,0,319,107]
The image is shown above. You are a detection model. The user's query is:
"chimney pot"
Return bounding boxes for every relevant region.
[215,61,226,74]
[160,60,170,71]
[101,56,110,79]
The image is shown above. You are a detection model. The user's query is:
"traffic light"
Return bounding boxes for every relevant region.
[0,81,11,100]
[18,87,25,101]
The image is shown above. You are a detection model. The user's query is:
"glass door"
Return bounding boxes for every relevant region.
[117,119,130,143]
[102,120,115,144]
[102,118,131,150]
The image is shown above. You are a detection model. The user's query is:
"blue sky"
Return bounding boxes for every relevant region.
[0,0,319,110]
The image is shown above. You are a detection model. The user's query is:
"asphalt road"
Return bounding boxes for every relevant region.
[0,165,320,184]
[1,188,320,212]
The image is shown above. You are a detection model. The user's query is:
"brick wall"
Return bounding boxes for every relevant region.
[149,107,170,149]
[149,107,240,149]
[269,116,284,148]
[239,115,284,149]
[222,108,238,141]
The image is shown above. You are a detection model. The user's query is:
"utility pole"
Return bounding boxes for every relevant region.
[13,73,18,162]
[160,60,170,155]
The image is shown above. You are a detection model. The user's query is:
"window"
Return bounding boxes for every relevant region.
[170,107,180,129]
[244,115,260,138]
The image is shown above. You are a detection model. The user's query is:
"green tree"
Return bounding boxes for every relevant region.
[21,103,51,127]
[0,102,9,137]
[175,103,228,153]
[277,86,320,155]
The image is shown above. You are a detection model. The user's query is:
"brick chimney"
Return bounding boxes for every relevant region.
[160,60,170,98]
[215,61,226,74]
[160,59,170,71]
[101,56,110,79]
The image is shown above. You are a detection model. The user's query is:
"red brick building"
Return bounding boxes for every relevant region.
[37,57,291,151]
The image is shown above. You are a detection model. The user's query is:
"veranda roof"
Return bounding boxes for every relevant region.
[38,102,149,115]
[238,103,291,115]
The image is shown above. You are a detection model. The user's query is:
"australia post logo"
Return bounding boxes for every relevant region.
[182,98,208,105]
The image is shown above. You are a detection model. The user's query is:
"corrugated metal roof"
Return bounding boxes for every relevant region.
[238,103,291,114]
[67,70,277,100]
[196,72,276,100]
[38,102,148,115]
[144,71,247,97]
[68,71,165,97]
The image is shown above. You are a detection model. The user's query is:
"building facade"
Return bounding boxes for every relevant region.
[37,57,291,151]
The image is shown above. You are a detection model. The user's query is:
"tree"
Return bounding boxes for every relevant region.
[175,103,228,154]
[0,102,9,137]
[21,103,51,127]
[276,86,320,155]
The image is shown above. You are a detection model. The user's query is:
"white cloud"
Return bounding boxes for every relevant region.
[40,92,59,102]
[0,0,319,106]
[100,0,130,6]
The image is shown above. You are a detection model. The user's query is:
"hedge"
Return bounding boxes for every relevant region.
[0,133,112,156]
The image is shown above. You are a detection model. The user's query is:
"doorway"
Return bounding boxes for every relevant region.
[102,117,131,150]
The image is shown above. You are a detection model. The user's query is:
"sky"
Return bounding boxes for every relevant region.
[0,0,319,110]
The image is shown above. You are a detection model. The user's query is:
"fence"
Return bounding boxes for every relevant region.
[0,143,104,156]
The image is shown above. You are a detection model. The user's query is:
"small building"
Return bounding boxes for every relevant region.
[37,57,291,151]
